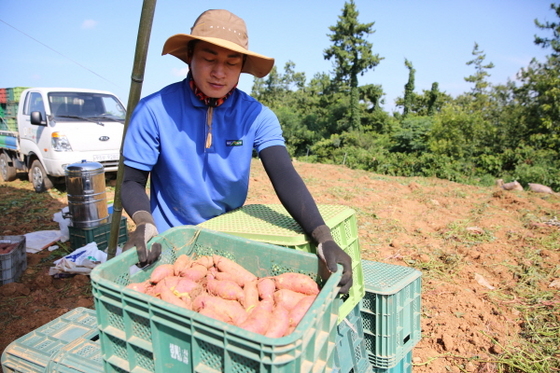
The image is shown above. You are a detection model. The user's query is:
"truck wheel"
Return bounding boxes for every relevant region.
[0,153,17,182]
[29,160,53,192]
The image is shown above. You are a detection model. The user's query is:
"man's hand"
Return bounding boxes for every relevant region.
[312,225,353,294]
[123,211,161,267]
[317,240,353,294]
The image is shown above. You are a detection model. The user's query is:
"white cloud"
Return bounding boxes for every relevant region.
[81,19,98,29]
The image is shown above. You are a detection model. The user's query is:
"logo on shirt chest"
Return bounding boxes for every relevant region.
[226,140,243,147]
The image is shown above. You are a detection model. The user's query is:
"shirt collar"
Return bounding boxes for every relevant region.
[188,73,236,108]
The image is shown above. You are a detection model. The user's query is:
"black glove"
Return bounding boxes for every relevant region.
[312,225,353,294]
[123,211,161,267]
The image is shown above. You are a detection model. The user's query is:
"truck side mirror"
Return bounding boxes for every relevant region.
[30,111,46,126]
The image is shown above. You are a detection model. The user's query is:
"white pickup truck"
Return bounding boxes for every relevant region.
[0,87,126,192]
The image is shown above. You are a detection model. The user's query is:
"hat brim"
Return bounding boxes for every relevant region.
[162,34,274,78]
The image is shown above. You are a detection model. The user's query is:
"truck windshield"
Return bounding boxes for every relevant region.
[49,92,126,121]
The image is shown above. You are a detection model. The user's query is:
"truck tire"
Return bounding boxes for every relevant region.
[29,159,53,192]
[0,153,17,182]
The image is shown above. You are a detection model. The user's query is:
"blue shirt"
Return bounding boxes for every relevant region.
[123,78,285,232]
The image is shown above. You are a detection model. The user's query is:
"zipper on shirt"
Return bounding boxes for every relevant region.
[205,98,217,149]
[205,106,213,149]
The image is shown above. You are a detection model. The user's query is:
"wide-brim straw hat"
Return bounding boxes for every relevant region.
[162,9,274,78]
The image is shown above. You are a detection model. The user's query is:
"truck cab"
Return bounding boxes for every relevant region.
[1,87,126,192]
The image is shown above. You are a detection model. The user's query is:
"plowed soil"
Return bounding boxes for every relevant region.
[1,159,559,372]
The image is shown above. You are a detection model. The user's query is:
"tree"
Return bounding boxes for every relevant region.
[514,3,560,152]
[324,0,383,131]
[402,59,416,117]
[464,42,495,101]
[534,3,560,56]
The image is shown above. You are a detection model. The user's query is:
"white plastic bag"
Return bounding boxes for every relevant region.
[48,242,122,276]
[53,207,71,242]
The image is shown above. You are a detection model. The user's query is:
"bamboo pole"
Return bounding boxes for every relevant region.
[107,0,157,260]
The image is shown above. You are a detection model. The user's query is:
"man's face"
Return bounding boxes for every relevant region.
[189,41,244,98]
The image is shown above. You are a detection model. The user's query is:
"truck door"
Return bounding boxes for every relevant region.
[19,91,47,151]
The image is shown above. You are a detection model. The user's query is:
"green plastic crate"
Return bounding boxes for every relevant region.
[367,351,412,373]
[334,301,373,373]
[0,235,27,285]
[1,307,100,373]
[46,330,104,373]
[360,260,422,369]
[6,87,28,102]
[69,215,128,251]
[199,204,365,323]
[5,117,17,131]
[90,225,343,373]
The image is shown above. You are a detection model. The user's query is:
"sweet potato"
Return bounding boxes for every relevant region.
[153,276,182,297]
[180,263,208,282]
[159,285,192,310]
[126,280,151,294]
[265,305,290,338]
[173,277,200,296]
[242,279,259,310]
[150,263,175,284]
[257,277,276,300]
[199,304,231,323]
[273,288,307,311]
[288,295,316,327]
[173,254,193,275]
[206,274,245,302]
[213,255,257,286]
[274,272,320,295]
[192,294,248,325]
[213,271,238,283]
[238,300,274,335]
[192,293,216,312]
[193,255,214,268]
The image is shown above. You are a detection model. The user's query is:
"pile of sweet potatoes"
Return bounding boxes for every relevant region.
[126,253,320,338]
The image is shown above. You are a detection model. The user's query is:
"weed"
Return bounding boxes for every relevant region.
[440,220,496,247]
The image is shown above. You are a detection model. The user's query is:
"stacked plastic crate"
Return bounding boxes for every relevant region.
[200,204,423,373]
[1,307,103,373]
[0,87,28,131]
[199,204,371,372]
[361,260,422,372]
[0,236,27,285]
[68,215,129,250]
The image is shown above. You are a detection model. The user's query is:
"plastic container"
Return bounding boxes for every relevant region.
[334,301,373,373]
[199,204,365,323]
[68,215,128,250]
[90,225,343,373]
[46,332,104,373]
[360,260,422,369]
[0,235,27,285]
[370,351,412,373]
[1,307,100,373]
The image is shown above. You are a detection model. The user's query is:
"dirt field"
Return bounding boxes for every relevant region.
[1,159,559,372]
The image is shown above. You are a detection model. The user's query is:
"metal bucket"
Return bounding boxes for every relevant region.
[65,160,109,228]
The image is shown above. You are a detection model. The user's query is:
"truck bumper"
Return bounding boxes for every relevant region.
[42,152,120,177]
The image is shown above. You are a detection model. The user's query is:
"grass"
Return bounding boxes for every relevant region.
[484,243,560,373]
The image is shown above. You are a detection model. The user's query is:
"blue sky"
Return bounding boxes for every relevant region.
[0,1,555,112]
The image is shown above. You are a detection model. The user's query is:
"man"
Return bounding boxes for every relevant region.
[121,9,352,293]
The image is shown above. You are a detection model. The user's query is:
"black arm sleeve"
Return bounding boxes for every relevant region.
[121,165,151,220]
[259,145,325,239]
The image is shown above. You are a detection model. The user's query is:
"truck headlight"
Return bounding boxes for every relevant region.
[51,132,73,152]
